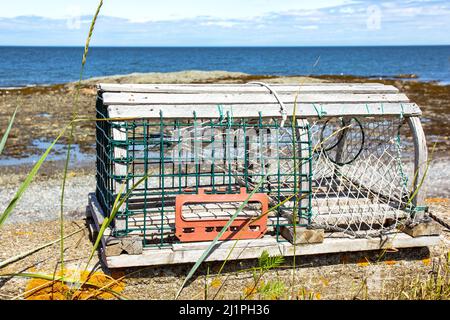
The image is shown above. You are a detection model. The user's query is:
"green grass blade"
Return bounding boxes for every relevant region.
[85,175,149,267]
[406,142,437,207]
[0,124,70,227]
[175,178,266,299]
[0,272,127,300]
[80,0,103,75]
[0,228,83,269]
[0,106,19,155]
[60,0,104,280]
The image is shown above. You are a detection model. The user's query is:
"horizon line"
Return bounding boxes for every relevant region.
[1,44,450,48]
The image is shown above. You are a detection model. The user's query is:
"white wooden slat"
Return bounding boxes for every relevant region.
[115,209,407,233]
[98,83,398,94]
[105,233,441,268]
[112,125,127,190]
[113,217,285,237]
[88,193,439,268]
[116,214,284,226]
[102,92,409,105]
[88,194,112,241]
[98,82,388,90]
[107,102,421,119]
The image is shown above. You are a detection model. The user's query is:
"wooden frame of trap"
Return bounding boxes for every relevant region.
[87,83,442,269]
[86,192,441,268]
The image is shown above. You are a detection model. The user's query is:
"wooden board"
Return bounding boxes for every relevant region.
[93,189,410,237]
[99,83,388,89]
[114,206,408,233]
[107,102,421,119]
[99,83,420,119]
[102,92,410,105]
[112,124,127,181]
[98,83,399,94]
[88,193,440,268]
[88,193,113,249]
[105,233,441,268]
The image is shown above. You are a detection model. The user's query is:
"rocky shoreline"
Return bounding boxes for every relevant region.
[0,71,449,300]
[1,70,449,159]
[0,71,449,223]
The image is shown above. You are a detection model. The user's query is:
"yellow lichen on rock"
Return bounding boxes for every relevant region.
[24,269,125,300]
[425,198,449,204]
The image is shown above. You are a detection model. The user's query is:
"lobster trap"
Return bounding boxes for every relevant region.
[88,83,440,268]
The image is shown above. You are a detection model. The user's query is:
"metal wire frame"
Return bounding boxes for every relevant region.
[96,95,423,246]
[96,105,311,247]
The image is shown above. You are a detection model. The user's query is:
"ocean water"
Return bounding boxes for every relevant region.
[0,46,449,87]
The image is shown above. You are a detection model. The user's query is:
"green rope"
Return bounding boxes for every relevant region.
[414,206,427,212]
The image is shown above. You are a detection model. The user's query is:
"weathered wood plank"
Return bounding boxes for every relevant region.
[281,227,324,244]
[172,237,278,251]
[88,193,439,268]
[88,193,112,248]
[88,194,144,256]
[103,92,410,105]
[112,125,127,187]
[399,220,441,237]
[105,233,441,268]
[114,211,408,238]
[113,218,286,238]
[98,83,399,94]
[107,102,421,119]
[115,205,407,227]
[99,83,388,90]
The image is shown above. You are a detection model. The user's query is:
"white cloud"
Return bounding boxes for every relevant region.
[0,0,352,21]
[298,25,319,30]
[0,0,449,45]
[201,21,238,28]
[339,7,355,14]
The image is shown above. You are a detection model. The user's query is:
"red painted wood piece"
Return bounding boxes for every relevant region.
[175,187,269,242]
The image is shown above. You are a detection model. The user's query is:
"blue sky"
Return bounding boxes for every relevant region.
[0,0,449,46]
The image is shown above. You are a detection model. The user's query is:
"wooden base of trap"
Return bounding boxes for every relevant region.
[280,226,325,245]
[398,220,441,238]
[87,193,441,269]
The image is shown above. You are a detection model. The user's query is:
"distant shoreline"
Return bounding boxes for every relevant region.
[0,70,449,91]
[2,46,449,87]
[1,45,450,49]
